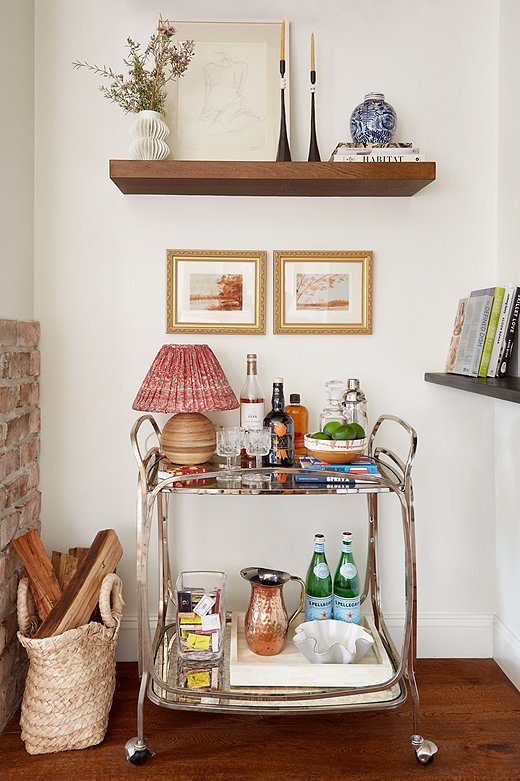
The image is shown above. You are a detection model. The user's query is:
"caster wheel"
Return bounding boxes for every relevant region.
[411,735,438,765]
[125,737,155,765]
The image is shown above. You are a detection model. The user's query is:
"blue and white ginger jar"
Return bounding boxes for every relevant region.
[350,93,397,144]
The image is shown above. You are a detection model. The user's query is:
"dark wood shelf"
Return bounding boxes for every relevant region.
[425,372,520,403]
[109,160,436,197]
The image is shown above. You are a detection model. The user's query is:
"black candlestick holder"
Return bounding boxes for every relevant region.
[308,71,321,162]
[276,60,291,162]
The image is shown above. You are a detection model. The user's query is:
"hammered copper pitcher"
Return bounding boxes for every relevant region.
[241,567,305,656]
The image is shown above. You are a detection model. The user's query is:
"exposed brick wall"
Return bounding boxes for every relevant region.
[0,320,41,730]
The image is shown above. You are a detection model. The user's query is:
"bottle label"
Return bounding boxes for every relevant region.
[342,541,353,553]
[270,423,294,464]
[340,562,357,579]
[305,594,333,621]
[313,542,325,553]
[313,562,330,579]
[333,595,360,623]
[240,402,264,430]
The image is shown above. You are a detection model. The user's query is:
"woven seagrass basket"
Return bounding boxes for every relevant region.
[17,573,124,755]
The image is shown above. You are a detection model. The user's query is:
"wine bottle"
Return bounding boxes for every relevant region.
[263,377,294,467]
[285,393,309,457]
[305,533,333,620]
[333,531,360,624]
[240,354,264,430]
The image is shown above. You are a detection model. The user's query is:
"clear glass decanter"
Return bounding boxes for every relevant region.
[318,380,346,431]
[341,378,368,435]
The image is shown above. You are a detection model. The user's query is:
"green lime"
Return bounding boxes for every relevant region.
[322,421,342,437]
[311,432,331,440]
[349,422,365,439]
[332,424,357,441]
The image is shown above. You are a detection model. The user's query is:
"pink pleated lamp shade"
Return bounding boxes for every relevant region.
[132,344,239,413]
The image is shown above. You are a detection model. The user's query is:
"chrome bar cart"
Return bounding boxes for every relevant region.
[126,414,438,766]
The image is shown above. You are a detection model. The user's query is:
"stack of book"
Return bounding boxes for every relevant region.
[445,285,520,378]
[157,459,208,486]
[295,456,380,484]
[329,142,425,163]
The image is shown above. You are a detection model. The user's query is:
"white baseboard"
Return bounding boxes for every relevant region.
[116,612,495,662]
[493,616,520,690]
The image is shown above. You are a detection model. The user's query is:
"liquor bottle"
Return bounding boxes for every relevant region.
[263,377,294,466]
[285,394,309,458]
[305,533,333,620]
[333,531,360,624]
[240,354,265,467]
[240,354,264,430]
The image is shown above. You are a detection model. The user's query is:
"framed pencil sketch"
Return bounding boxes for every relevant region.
[273,250,373,335]
[163,20,287,161]
[166,250,266,334]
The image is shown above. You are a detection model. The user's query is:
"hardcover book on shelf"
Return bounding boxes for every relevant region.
[157,460,208,486]
[452,288,495,376]
[299,456,379,474]
[478,287,505,377]
[332,154,425,162]
[496,286,520,377]
[487,285,515,377]
[445,298,468,373]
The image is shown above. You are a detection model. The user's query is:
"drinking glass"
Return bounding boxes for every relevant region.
[215,426,242,482]
[243,427,271,483]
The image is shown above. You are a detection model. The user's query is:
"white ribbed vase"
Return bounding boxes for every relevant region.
[128,110,170,160]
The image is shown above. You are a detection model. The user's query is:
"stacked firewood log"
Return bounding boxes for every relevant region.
[12,528,122,637]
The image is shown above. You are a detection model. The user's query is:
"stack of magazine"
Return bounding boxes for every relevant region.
[445,285,520,378]
[295,456,380,484]
[329,142,425,163]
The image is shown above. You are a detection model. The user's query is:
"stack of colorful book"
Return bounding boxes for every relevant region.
[329,142,425,163]
[445,285,520,378]
[295,456,380,484]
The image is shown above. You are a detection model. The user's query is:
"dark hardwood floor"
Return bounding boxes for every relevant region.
[2,660,520,781]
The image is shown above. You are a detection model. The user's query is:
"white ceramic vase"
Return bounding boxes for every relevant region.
[128,110,170,160]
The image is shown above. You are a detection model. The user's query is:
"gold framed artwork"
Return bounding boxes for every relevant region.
[163,20,287,161]
[273,250,373,335]
[166,250,266,334]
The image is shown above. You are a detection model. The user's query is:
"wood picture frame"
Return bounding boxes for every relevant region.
[163,20,287,161]
[273,250,373,335]
[166,249,266,334]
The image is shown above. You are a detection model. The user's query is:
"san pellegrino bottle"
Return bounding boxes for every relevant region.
[240,354,264,431]
[263,377,294,466]
[305,533,333,620]
[333,531,361,623]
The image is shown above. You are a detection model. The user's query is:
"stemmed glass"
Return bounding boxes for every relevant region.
[243,428,271,483]
[215,426,242,483]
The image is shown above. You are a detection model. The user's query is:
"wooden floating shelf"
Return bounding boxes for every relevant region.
[109,160,436,197]
[424,372,520,403]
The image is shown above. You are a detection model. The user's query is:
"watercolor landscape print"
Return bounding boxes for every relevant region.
[295,273,350,311]
[166,249,266,334]
[189,273,244,311]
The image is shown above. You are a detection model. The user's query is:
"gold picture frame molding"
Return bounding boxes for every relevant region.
[166,249,267,334]
[273,250,373,335]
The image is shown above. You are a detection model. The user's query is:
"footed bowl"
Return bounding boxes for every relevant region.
[303,435,367,464]
[293,619,374,664]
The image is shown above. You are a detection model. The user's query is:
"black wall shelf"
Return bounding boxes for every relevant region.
[424,372,520,403]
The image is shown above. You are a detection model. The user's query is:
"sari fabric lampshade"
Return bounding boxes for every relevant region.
[132,344,239,465]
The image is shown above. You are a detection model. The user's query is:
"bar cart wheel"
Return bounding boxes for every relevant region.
[125,737,155,765]
[411,735,438,765]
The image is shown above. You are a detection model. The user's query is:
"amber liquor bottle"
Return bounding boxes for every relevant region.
[263,377,294,467]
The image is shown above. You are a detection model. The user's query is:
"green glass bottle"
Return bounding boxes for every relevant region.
[304,533,333,620]
[333,531,360,623]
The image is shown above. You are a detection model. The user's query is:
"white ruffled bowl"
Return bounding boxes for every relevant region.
[293,619,374,664]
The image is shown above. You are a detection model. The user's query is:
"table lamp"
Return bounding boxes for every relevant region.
[132,344,239,465]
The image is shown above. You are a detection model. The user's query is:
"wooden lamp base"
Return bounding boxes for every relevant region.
[160,412,216,465]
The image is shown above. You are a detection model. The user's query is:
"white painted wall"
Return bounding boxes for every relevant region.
[494,0,520,688]
[0,0,34,319]
[34,0,499,660]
